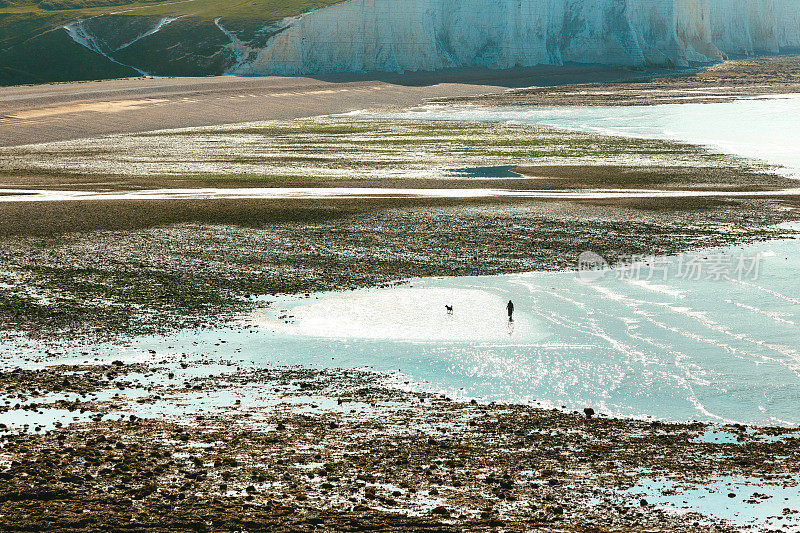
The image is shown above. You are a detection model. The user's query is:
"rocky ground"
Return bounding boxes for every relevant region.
[1,362,798,532]
[2,59,800,531]
[0,197,797,339]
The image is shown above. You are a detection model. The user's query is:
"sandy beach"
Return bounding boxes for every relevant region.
[0,64,671,147]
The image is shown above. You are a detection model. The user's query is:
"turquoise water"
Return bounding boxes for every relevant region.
[9,230,795,426]
[237,232,800,425]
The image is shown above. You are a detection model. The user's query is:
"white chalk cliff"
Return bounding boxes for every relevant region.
[229,0,800,75]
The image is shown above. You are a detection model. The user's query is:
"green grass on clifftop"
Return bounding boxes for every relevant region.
[0,0,347,85]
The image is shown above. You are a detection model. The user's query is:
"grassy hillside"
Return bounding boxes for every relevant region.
[0,0,346,85]
[0,21,139,84]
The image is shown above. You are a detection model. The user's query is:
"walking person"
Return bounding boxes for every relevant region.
[506,300,514,322]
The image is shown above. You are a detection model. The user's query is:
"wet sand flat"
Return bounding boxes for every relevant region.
[0,75,500,147]
[447,55,800,107]
[1,111,798,337]
[0,64,662,147]
[2,361,798,532]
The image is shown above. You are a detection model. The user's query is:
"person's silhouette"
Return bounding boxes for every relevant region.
[506,300,514,322]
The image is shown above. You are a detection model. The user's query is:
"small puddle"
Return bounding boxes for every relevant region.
[626,476,800,530]
[447,165,521,178]
[692,429,741,444]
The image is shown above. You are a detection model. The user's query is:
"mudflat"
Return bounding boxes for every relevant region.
[3,56,796,150]
[446,55,800,107]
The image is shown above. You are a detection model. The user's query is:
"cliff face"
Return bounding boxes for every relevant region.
[230,0,800,75]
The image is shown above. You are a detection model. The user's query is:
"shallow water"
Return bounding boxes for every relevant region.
[446,165,521,178]
[370,95,800,178]
[8,228,798,427]
[243,230,800,426]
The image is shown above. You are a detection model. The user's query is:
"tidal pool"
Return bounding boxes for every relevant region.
[626,476,800,531]
[7,227,797,427]
[241,228,800,426]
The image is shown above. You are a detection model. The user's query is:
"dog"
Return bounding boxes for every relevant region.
[445,305,453,314]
